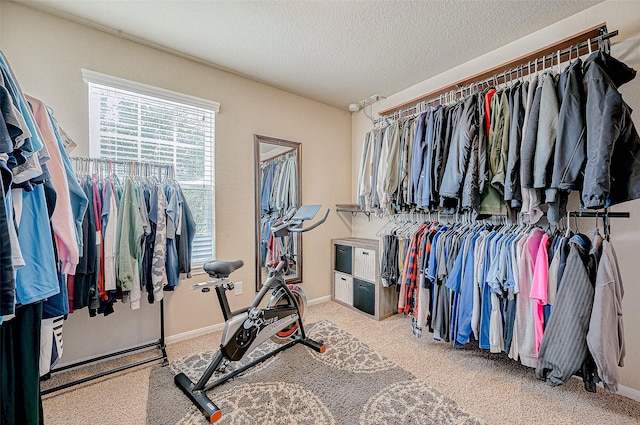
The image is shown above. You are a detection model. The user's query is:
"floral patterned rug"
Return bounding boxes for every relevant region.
[147,320,482,425]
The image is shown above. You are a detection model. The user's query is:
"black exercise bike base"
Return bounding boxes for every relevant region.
[174,336,325,423]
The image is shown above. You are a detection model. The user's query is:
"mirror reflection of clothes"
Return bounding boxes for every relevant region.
[259,152,298,270]
[260,153,297,216]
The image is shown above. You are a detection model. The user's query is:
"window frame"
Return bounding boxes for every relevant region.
[82,69,219,267]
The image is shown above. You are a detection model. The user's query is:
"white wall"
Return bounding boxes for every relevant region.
[351,0,640,392]
[0,2,352,364]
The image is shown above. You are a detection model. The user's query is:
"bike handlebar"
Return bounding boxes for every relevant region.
[288,208,330,233]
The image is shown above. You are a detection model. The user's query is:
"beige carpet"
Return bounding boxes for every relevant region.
[148,320,481,424]
[42,301,640,424]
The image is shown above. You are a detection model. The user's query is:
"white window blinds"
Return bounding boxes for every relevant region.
[83,70,217,265]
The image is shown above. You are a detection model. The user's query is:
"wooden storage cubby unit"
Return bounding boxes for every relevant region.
[331,238,397,321]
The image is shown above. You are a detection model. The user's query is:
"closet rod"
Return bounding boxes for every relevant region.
[378,22,614,118]
[260,148,296,163]
[70,156,175,178]
[568,211,629,218]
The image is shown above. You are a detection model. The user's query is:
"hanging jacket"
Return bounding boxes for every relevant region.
[504,82,524,206]
[416,111,433,208]
[460,94,480,210]
[478,89,492,195]
[438,102,464,210]
[520,78,543,189]
[431,105,450,205]
[536,234,596,389]
[356,131,372,209]
[409,113,427,205]
[440,96,477,204]
[533,73,559,193]
[370,127,385,210]
[488,90,510,195]
[421,109,437,210]
[586,240,625,393]
[552,59,586,192]
[582,50,640,209]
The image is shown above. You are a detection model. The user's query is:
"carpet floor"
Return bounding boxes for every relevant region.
[42,301,640,424]
[149,320,481,424]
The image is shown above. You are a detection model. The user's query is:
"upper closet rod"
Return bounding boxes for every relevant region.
[71,156,175,179]
[377,23,616,121]
[260,148,297,164]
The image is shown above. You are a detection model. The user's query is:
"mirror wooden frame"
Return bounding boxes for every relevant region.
[254,134,302,291]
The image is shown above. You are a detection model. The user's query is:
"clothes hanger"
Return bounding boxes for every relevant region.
[563,211,572,238]
[593,210,602,238]
[376,217,395,237]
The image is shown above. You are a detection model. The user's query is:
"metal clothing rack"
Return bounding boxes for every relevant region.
[42,156,174,395]
[41,302,168,395]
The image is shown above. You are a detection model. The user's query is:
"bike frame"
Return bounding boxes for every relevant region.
[175,207,329,423]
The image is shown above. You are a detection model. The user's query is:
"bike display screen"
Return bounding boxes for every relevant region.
[292,204,321,221]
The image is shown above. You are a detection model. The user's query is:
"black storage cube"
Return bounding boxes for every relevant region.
[335,244,352,274]
[353,278,375,316]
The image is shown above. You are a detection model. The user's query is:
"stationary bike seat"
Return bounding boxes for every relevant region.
[203,259,244,278]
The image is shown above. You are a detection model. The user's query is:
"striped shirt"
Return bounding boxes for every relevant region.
[535,235,595,387]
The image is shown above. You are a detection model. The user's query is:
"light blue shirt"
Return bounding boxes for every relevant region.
[15,185,59,305]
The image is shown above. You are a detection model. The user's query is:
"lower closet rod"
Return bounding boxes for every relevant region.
[41,299,168,395]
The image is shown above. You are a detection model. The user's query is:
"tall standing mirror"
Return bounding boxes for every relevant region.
[254,135,302,290]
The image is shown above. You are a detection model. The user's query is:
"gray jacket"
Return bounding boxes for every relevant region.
[582,51,640,209]
[440,95,478,204]
[504,82,525,205]
[552,59,586,192]
[520,78,543,189]
[586,240,625,393]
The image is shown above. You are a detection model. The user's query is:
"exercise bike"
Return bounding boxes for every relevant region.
[175,204,330,423]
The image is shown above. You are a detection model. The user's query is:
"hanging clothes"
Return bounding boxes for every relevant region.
[582,51,640,209]
[359,49,640,222]
[381,212,627,394]
[0,50,198,422]
[586,239,625,392]
[535,234,599,391]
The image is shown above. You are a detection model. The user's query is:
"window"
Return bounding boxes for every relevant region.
[83,70,219,265]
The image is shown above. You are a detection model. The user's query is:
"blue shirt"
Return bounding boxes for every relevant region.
[50,116,88,250]
[479,231,498,349]
[446,232,471,343]
[455,232,481,346]
[15,185,59,305]
[426,227,446,281]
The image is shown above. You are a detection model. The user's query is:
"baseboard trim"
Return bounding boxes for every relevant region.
[308,295,332,306]
[617,383,640,402]
[165,322,226,344]
[166,294,332,344]
[570,375,640,402]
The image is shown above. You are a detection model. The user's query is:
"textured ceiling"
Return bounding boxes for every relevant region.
[14,0,603,109]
